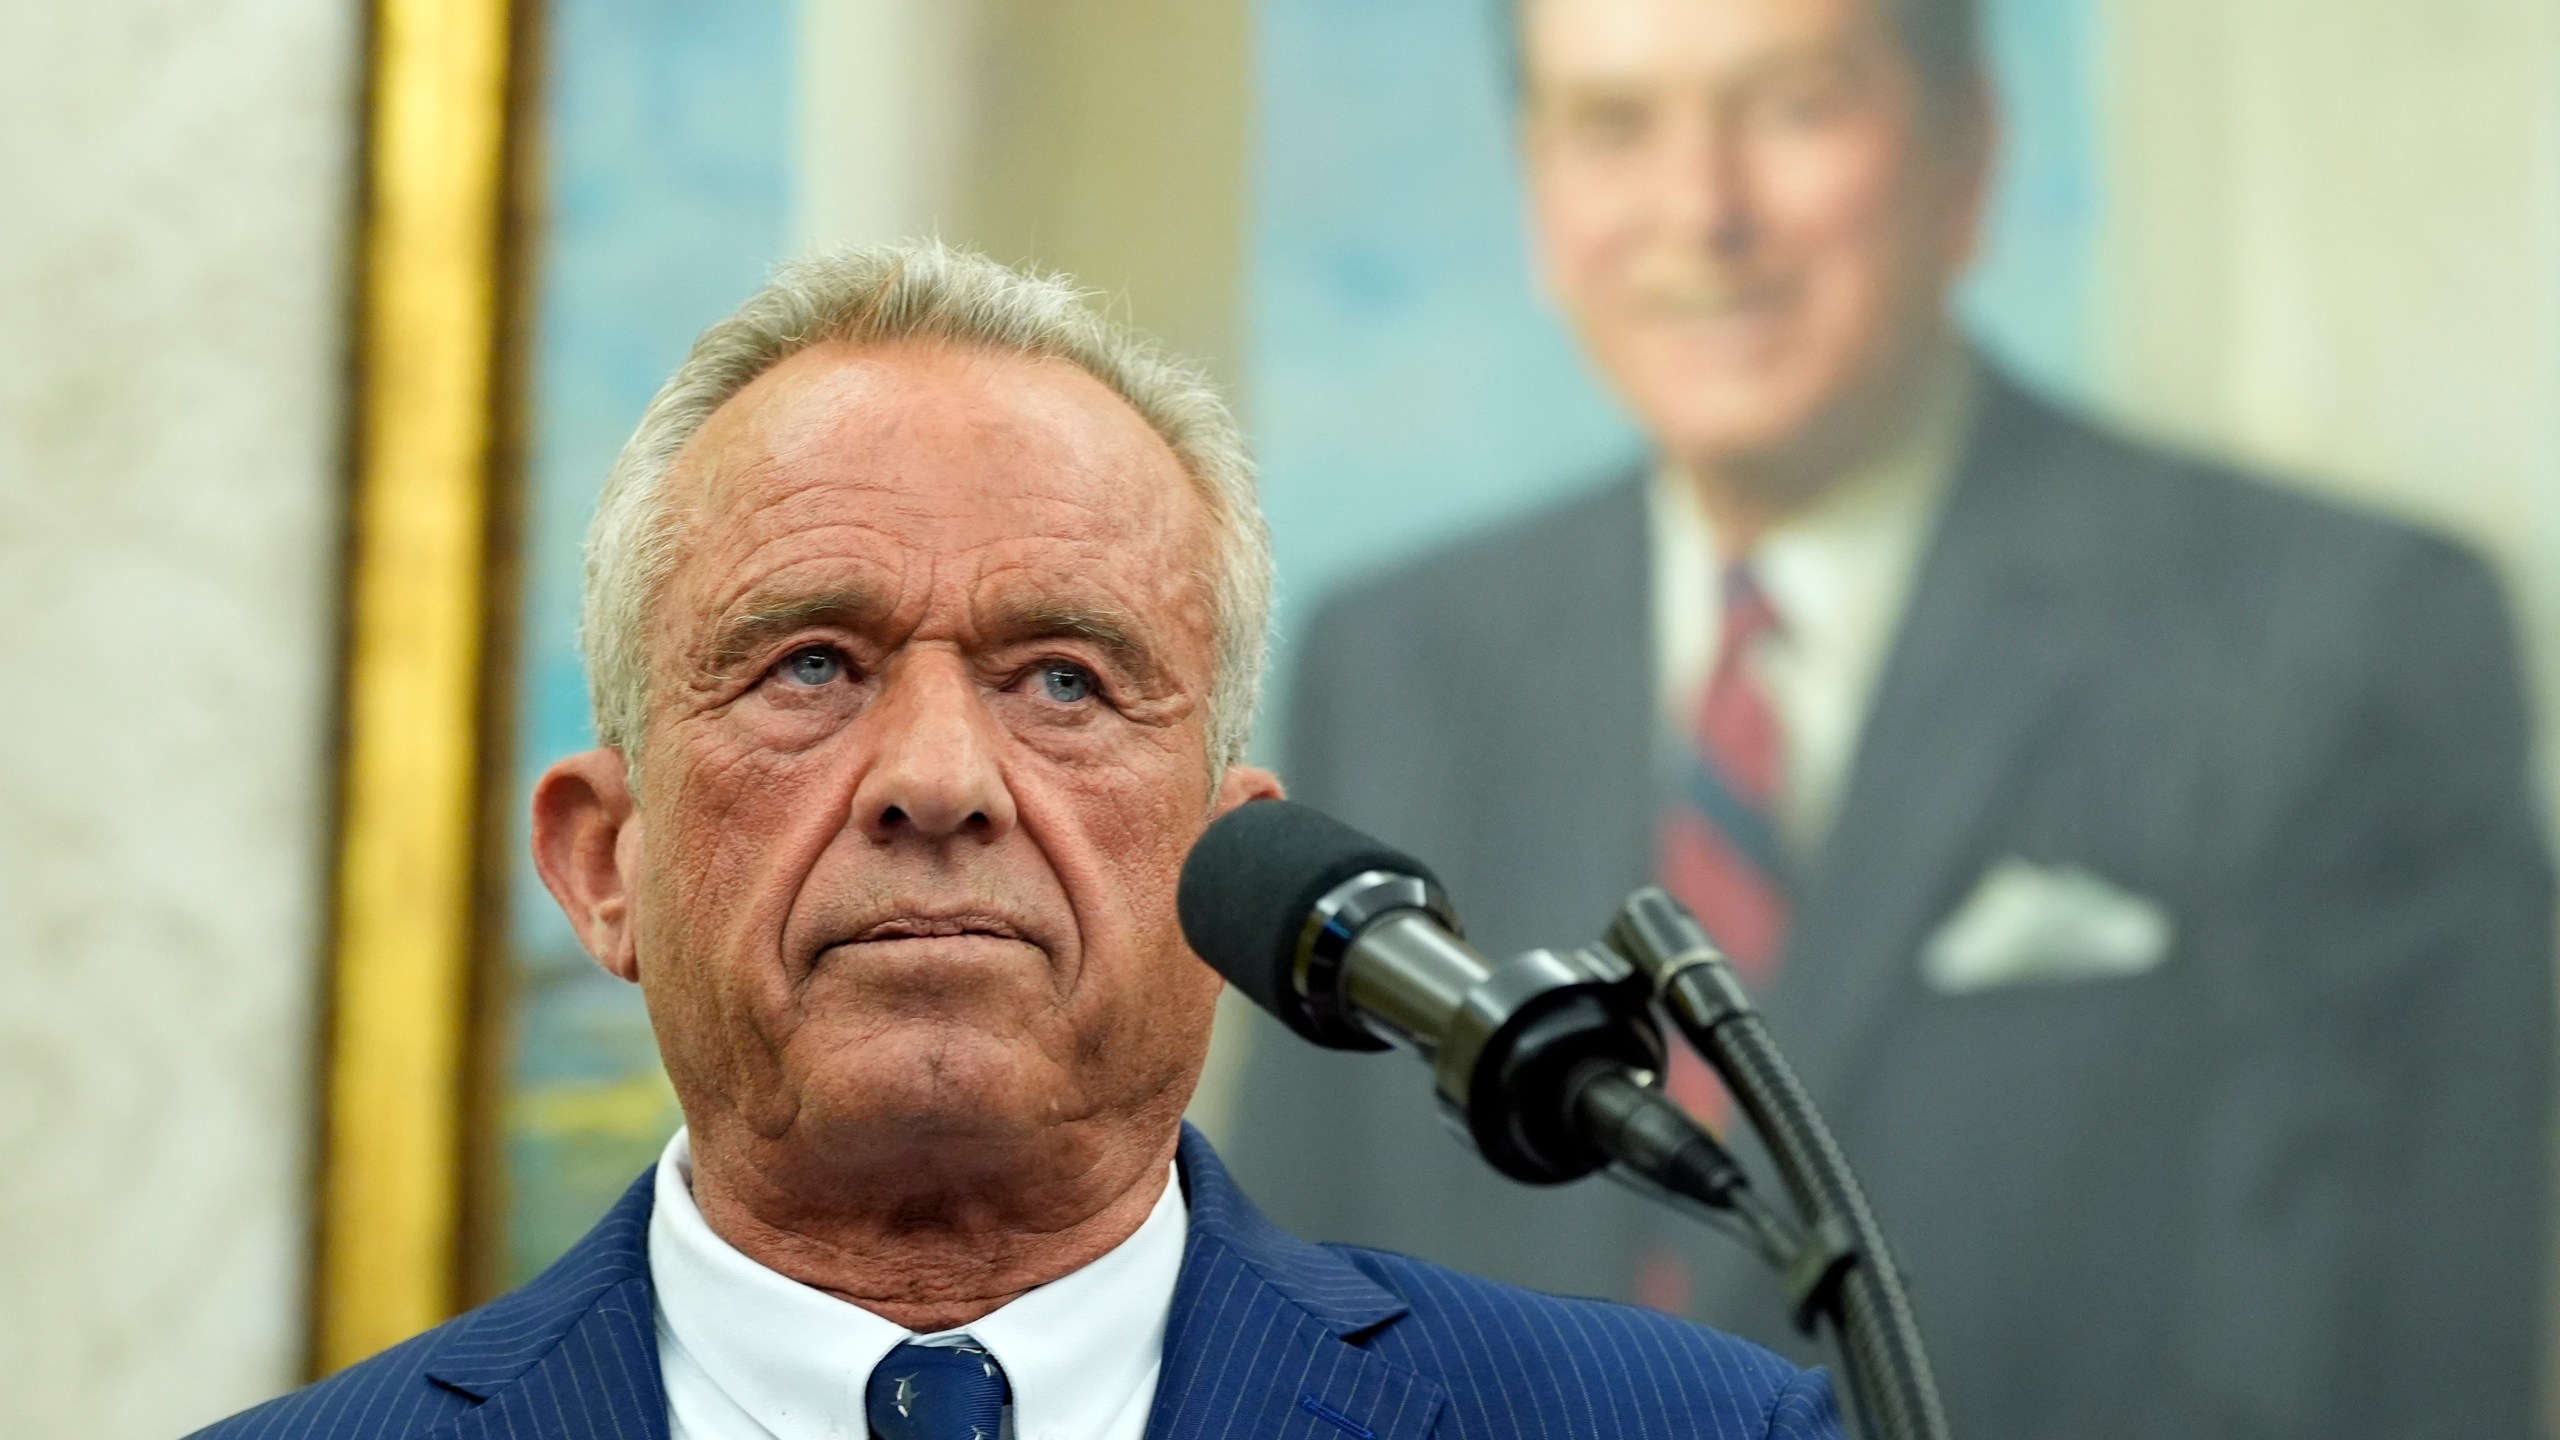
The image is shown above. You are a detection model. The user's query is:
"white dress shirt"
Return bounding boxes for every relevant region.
[1649,363,1978,857]
[648,1128,1188,1440]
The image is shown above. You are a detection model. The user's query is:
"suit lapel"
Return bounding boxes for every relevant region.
[1554,475,1659,916]
[1483,474,1657,949]
[434,1277,667,1440]
[1775,377,2102,1097]
[420,1170,671,1440]
[1148,1129,1445,1440]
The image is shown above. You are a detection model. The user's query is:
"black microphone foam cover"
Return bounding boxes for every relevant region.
[1178,799,1442,1043]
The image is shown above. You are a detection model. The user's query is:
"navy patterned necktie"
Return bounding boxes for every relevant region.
[864,1338,1010,1440]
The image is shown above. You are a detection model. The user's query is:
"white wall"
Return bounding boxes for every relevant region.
[0,1,359,1433]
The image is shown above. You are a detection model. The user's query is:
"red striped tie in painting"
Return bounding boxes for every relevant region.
[1655,561,1789,1127]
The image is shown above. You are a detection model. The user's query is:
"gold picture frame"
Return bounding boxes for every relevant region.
[312,0,526,1377]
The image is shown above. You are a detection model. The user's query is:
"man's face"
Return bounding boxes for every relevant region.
[600,341,1268,1169]
[1522,0,1987,472]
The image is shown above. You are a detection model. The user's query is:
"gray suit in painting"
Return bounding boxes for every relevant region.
[1223,373,2554,1439]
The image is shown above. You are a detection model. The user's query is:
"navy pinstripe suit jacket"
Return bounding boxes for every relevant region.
[195,1128,1838,1439]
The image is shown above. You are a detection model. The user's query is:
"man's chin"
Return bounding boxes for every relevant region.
[792,1031,1080,1145]
[1623,364,1836,465]
[1655,409,1831,477]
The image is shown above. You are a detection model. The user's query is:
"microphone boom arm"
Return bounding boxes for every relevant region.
[1607,889,1953,1440]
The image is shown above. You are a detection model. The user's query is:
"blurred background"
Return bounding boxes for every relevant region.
[4,0,2558,1434]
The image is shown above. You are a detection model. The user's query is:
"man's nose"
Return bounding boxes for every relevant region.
[1659,107,1754,258]
[849,654,1018,844]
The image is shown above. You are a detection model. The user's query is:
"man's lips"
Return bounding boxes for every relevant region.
[801,907,1056,977]
[835,914,1034,946]
[1635,283,1793,322]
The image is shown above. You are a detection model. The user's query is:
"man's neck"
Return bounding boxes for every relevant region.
[682,1116,1183,1332]
[1675,337,1969,560]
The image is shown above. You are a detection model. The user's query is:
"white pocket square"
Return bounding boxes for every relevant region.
[1920,856,2173,995]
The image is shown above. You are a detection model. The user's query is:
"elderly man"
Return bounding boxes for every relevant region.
[195,246,1841,1440]
[1225,0,2554,1436]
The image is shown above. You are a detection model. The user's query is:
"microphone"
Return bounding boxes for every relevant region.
[1181,800,1950,1440]
[1180,800,1735,1199]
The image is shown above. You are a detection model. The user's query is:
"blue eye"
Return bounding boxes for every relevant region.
[778,645,844,687]
[1039,663,1097,704]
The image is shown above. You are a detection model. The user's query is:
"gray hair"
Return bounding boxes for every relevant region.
[581,241,1273,782]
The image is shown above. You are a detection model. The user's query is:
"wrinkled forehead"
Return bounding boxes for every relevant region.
[1523,0,1898,86]
[654,340,1216,655]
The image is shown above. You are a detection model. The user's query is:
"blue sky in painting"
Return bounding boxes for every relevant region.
[1964,0,2101,404]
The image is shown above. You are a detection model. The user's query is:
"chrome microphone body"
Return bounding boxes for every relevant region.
[1181,802,1666,1185]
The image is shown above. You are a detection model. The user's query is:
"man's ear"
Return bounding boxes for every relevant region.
[530,748,644,983]
[1213,763,1286,819]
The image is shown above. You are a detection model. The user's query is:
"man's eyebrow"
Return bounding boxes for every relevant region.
[701,585,891,676]
[1730,43,1863,88]
[996,600,1163,686]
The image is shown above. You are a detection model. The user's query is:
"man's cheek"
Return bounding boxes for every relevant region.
[679,736,842,852]
[652,804,816,989]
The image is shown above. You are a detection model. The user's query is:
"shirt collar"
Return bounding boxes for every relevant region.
[1652,353,1977,609]
[1751,358,1973,687]
[648,1127,1188,1440]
